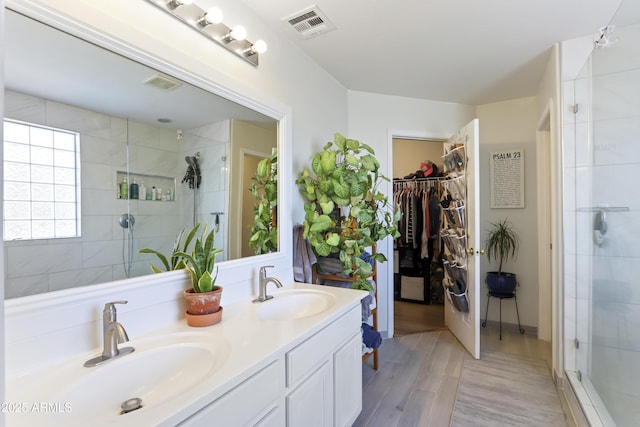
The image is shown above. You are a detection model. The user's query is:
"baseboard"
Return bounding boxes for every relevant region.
[481,319,537,336]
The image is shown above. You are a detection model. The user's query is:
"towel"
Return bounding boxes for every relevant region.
[293,224,317,283]
[318,277,376,322]
[362,323,382,349]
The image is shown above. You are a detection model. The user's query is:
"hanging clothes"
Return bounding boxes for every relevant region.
[393,178,443,259]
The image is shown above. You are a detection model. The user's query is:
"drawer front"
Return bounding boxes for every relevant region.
[286,305,360,388]
[180,359,283,426]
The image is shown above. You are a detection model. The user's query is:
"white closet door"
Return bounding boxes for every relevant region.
[442,119,481,359]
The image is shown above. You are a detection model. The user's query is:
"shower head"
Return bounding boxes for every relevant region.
[183,154,202,189]
[185,156,199,171]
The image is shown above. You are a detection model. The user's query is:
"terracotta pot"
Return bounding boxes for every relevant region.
[184,286,223,315]
[185,306,223,327]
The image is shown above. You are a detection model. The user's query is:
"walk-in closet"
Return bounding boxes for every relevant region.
[392,138,446,335]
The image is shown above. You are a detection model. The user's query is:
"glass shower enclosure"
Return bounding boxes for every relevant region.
[567,1,640,425]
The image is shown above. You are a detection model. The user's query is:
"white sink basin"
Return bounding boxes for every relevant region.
[256,289,336,320]
[8,332,229,426]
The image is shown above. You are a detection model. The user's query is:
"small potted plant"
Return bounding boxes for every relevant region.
[484,218,519,294]
[139,222,224,327]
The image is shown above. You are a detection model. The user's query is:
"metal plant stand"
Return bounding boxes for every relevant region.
[482,291,525,340]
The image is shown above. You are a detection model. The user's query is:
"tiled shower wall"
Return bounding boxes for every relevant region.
[178,122,230,260]
[4,90,230,298]
[564,22,640,426]
[586,22,640,426]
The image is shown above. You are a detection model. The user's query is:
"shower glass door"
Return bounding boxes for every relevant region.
[573,4,640,425]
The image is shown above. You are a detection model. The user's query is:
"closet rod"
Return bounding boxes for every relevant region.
[393,177,444,182]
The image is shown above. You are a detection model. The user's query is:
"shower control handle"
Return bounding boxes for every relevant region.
[119,213,135,229]
[593,210,607,235]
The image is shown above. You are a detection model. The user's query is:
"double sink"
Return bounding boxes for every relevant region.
[8,287,337,426]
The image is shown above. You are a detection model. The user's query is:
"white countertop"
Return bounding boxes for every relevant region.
[6,283,367,426]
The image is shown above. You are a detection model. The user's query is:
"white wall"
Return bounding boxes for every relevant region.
[347,90,476,337]
[476,97,540,329]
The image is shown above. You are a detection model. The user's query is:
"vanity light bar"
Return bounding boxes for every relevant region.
[145,0,267,66]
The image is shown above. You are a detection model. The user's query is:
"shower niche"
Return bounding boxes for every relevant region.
[116,171,177,201]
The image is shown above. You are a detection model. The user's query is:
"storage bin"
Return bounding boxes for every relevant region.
[400,275,425,302]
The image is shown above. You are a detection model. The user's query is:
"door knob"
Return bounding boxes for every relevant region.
[467,248,485,255]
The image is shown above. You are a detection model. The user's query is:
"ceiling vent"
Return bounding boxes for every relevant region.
[282,5,335,39]
[143,75,182,91]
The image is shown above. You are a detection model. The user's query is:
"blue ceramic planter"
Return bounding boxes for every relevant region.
[485,272,517,294]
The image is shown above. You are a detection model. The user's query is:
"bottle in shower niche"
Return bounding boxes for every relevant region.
[120,177,128,199]
[130,179,139,199]
[151,186,156,201]
[156,187,162,201]
[139,181,146,201]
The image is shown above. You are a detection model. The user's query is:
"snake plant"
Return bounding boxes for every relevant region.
[139,222,222,293]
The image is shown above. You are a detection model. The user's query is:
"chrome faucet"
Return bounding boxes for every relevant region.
[252,266,283,303]
[84,301,135,367]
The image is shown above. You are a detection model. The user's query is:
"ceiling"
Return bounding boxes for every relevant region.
[241,0,624,105]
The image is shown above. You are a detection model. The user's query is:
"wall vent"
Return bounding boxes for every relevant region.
[282,5,335,39]
[143,75,182,91]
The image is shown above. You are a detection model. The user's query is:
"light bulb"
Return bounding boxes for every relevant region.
[252,40,267,54]
[206,7,223,24]
[230,25,247,41]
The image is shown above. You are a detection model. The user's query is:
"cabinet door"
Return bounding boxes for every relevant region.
[286,361,332,427]
[333,332,362,427]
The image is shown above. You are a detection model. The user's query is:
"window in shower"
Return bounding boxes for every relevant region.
[3,119,81,240]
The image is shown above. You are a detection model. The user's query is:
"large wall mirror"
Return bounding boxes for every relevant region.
[3,8,280,298]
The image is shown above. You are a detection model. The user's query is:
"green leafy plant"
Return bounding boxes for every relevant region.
[296,133,401,292]
[248,151,278,254]
[139,222,223,293]
[485,218,519,275]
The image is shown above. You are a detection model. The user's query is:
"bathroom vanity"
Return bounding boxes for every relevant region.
[181,295,363,427]
[5,277,366,427]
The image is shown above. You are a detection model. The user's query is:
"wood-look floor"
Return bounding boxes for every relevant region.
[394,301,446,336]
[353,301,562,426]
